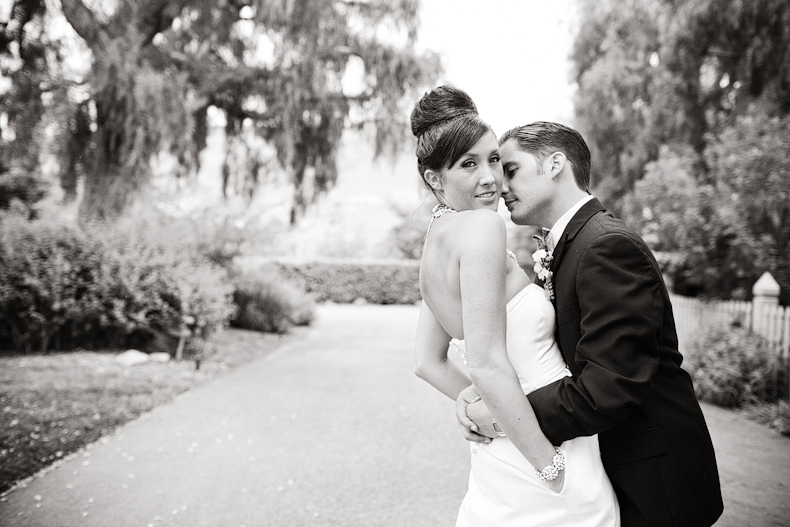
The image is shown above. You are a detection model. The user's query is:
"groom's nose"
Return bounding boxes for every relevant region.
[501,178,510,195]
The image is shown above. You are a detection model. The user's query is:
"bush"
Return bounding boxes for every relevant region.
[0,212,235,353]
[742,401,790,437]
[0,213,104,351]
[230,271,315,334]
[99,214,235,345]
[0,163,47,215]
[705,109,790,305]
[622,145,762,299]
[263,258,421,304]
[684,325,788,408]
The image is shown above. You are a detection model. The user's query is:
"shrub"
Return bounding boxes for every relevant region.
[0,163,47,215]
[622,145,762,299]
[230,270,315,334]
[263,258,421,304]
[742,401,790,437]
[0,212,235,353]
[98,215,236,345]
[0,213,105,351]
[683,325,788,408]
[705,109,790,305]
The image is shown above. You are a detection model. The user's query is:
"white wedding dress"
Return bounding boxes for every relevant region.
[453,283,620,527]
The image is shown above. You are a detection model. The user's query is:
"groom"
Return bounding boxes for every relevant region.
[458,122,723,526]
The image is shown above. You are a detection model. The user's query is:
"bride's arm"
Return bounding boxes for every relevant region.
[459,210,558,473]
[414,301,472,400]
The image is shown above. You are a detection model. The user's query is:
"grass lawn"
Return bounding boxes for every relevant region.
[0,327,301,494]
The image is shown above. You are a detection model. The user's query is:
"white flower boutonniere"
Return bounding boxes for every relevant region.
[532,234,555,302]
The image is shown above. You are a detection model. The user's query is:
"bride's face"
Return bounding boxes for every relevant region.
[435,131,503,212]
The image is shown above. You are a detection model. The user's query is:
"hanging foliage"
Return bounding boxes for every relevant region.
[573,0,790,299]
[0,0,440,221]
[1,0,54,216]
[572,0,790,208]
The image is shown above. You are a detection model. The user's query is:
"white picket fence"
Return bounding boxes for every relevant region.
[670,294,790,359]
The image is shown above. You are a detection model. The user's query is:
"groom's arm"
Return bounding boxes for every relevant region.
[527,232,664,445]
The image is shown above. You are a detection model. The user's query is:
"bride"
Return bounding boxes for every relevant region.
[411,86,620,526]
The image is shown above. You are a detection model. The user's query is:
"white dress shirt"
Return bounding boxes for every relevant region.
[547,195,595,251]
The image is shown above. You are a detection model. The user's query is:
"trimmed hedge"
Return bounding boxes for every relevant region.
[247,258,421,305]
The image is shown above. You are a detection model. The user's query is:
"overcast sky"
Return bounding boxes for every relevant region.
[416,0,577,136]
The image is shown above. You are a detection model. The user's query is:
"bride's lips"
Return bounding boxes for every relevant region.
[476,191,498,202]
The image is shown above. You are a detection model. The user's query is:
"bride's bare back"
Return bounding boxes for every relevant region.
[419,208,531,340]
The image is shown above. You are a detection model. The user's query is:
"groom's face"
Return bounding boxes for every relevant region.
[500,139,552,225]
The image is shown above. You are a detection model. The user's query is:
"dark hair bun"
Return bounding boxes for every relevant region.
[410,85,478,137]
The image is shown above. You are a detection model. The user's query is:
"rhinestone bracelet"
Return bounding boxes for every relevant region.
[536,447,566,481]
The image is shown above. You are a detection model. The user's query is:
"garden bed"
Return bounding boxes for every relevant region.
[0,328,300,494]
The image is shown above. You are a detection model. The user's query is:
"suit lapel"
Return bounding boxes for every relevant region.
[550,198,606,273]
[550,232,569,274]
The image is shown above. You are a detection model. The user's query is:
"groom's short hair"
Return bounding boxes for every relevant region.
[500,122,591,193]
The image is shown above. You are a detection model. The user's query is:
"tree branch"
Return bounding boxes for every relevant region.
[135,0,191,47]
[60,0,105,48]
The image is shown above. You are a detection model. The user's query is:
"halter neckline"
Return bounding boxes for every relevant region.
[425,203,457,238]
[424,203,519,266]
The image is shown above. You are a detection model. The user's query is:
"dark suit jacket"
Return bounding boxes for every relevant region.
[527,199,723,527]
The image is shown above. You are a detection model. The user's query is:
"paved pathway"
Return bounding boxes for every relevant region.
[1,304,788,526]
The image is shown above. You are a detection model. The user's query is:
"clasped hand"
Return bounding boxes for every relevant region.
[455,385,566,493]
[455,385,498,442]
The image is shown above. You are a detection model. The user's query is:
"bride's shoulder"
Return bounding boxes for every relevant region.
[453,208,504,227]
[448,209,506,251]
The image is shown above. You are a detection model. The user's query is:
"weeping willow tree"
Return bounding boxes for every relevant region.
[571,0,790,299]
[1,0,440,221]
[572,0,790,209]
[0,0,51,216]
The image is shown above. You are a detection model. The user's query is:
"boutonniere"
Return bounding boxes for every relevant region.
[532,232,555,302]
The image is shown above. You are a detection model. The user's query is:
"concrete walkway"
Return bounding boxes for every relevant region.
[1,304,788,527]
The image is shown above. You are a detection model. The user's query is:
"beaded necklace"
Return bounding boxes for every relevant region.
[425,203,457,239]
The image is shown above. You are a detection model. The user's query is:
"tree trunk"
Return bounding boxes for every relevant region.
[62,0,185,221]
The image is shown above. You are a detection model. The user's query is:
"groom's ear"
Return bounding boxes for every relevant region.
[547,152,566,180]
[424,169,443,190]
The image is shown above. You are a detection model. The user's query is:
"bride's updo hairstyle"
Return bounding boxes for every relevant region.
[411,85,491,191]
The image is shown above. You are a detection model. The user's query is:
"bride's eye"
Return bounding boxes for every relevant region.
[489,154,500,164]
[461,159,477,168]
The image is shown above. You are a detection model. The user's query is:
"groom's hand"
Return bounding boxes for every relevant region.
[467,398,498,438]
[456,385,496,442]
